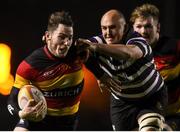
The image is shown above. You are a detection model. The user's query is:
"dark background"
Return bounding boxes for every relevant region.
[0,0,179,130]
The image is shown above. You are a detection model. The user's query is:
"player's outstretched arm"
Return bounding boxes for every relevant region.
[76,38,143,60]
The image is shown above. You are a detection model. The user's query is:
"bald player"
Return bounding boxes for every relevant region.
[76,9,168,131]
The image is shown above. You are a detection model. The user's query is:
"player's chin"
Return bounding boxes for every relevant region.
[106,40,113,44]
[56,52,68,58]
[105,39,116,44]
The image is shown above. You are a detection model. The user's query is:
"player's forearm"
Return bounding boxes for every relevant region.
[7,87,21,118]
[91,43,142,60]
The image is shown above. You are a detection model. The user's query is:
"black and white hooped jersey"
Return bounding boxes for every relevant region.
[88,32,164,100]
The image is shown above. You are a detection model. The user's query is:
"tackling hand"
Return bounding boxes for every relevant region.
[98,73,122,94]
[75,38,97,52]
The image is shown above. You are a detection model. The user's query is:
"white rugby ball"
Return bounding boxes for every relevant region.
[18,85,47,121]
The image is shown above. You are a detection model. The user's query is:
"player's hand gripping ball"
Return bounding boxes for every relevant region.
[18,85,47,121]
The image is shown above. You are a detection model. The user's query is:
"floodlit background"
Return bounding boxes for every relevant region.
[0,0,179,130]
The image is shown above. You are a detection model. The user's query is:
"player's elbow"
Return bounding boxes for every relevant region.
[130,51,143,60]
[129,46,143,60]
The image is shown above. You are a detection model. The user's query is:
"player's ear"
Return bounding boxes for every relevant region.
[45,31,52,41]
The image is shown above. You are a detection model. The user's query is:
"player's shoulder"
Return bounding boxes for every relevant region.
[88,35,106,44]
[22,46,49,68]
[16,47,44,73]
[125,31,147,45]
[26,46,45,61]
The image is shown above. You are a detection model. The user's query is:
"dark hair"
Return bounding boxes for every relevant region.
[47,10,73,31]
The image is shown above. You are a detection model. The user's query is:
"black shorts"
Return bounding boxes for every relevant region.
[16,113,78,131]
[110,86,168,131]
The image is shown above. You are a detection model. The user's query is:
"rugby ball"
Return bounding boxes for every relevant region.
[18,85,47,121]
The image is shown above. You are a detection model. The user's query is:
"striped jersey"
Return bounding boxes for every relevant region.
[88,32,164,100]
[13,45,84,116]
